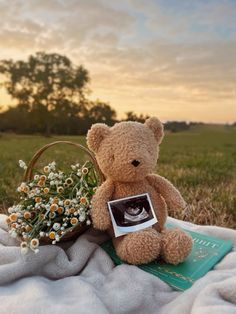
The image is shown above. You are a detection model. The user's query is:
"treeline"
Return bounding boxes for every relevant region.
[0,103,206,135]
[0,51,225,136]
[0,102,152,135]
[0,101,118,135]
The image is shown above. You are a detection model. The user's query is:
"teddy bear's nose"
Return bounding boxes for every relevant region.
[131,160,140,167]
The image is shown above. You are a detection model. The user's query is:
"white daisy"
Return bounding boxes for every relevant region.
[53,223,61,231]
[30,238,39,249]
[20,242,29,254]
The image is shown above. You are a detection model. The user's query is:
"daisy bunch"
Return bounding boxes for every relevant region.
[7,160,98,254]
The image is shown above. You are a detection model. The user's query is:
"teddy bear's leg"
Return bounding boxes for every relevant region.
[113,228,161,265]
[161,228,192,265]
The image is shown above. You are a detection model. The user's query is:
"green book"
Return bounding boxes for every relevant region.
[101,224,233,290]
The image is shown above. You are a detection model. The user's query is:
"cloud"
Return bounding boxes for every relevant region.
[0,0,134,52]
[80,37,236,122]
[0,0,235,122]
[129,0,236,42]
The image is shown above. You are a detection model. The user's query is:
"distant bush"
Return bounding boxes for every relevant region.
[164,121,190,132]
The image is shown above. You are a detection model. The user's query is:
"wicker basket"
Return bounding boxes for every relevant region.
[22,140,104,243]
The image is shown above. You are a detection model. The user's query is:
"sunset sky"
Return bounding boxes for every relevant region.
[0,0,236,122]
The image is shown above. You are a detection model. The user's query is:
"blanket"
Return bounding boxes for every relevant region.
[0,213,235,314]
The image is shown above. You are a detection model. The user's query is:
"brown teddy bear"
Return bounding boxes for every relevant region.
[87,117,192,265]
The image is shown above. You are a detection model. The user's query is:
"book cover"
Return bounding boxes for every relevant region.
[101,224,233,290]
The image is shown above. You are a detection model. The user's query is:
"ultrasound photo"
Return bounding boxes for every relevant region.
[107,193,157,237]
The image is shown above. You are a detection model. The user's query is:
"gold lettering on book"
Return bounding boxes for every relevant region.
[192,237,219,249]
[156,266,194,283]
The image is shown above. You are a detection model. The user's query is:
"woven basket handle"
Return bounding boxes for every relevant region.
[23,140,105,184]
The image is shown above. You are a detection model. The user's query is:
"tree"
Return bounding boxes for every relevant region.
[0,104,30,133]
[0,52,90,135]
[88,101,117,125]
[125,111,150,123]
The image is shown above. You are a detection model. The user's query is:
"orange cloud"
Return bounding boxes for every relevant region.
[0,0,235,123]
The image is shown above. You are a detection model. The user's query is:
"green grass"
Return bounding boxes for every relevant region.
[158,126,236,228]
[0,125,236,228]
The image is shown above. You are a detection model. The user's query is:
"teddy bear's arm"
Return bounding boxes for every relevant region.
[147,174,186,210]
[91,179,115,231]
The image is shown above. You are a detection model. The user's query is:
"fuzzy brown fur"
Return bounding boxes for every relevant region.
[87,117,192,265]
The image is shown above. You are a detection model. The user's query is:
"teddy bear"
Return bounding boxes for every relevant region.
[86,117,192,265]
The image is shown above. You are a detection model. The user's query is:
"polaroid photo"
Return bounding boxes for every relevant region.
[107,193,158,237]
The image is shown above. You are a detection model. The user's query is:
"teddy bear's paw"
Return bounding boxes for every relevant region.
[92,213,112,231]
[113,228,161,265]
[161,228,192,265]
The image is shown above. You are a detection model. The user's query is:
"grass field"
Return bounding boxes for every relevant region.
[0,125,236,228]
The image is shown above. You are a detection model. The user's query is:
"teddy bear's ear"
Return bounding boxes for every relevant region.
[145,117,164,144]
[86,123,110,153]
